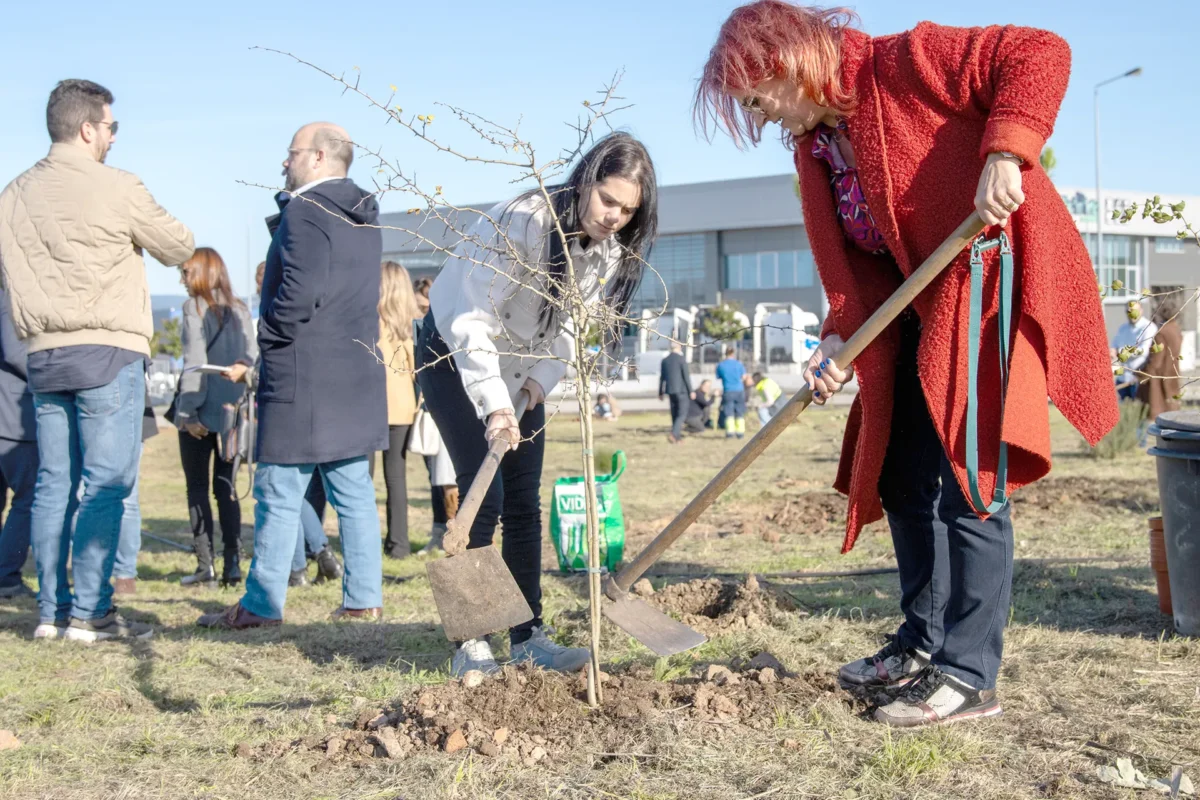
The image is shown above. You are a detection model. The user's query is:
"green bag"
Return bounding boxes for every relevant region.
[549,451,626,573]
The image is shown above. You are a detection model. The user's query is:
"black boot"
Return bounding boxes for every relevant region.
[182,535,216,586]
[288,568,309,587]
[313,545,343,584]
[221,550,242,587]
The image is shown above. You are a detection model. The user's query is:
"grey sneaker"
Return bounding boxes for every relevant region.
[873,665,1002,727]
[509,626,590,673]
[839,634,930,688]
[33,620,69,640]
[451,638,501,678]
[63,609,153,642]
[418,524,447,558]
[0,582,35,599]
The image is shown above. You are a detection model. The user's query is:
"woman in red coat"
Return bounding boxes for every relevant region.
[696,1,1118,727]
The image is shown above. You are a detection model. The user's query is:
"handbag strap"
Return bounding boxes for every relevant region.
[965,231,1015,514]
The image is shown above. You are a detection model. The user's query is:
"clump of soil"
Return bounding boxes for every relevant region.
[1010,477,1158,515]
[648,575,797,634]
[241,656,844,765]
[764,492,845,533]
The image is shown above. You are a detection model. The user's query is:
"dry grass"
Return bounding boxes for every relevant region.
[0,407,1197,799]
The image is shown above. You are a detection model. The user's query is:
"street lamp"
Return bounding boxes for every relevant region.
[1094,66,1142,294]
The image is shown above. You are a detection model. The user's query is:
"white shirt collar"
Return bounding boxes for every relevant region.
[291,175,341,197]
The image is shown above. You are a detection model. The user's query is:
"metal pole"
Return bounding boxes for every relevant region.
[1093,67,1143,293]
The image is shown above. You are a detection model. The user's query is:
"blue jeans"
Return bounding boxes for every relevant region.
[242,456,381,620]
[292,472,330,572]
[879,318,1014,690]
[112,444,143,580]
[0,438,38,589]
[31,360,144,622]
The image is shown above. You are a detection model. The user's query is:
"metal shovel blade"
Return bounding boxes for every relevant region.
[603,595,707,657]
[427,547,534,643]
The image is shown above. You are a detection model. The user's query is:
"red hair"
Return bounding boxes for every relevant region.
[181,247,243,318]
[694,1,859,149]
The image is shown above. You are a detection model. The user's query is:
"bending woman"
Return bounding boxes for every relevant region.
[417,132,657,677]
[696,2,1117,726]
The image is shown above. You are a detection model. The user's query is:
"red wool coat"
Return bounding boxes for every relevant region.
[797,24,1119,553]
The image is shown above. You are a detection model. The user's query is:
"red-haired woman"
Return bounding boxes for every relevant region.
[696,2,1117,726]
[174,247,256,586]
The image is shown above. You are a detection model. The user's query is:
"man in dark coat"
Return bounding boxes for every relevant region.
[199,122,387,629]
[0,290,37,598]
[658,343,693,443]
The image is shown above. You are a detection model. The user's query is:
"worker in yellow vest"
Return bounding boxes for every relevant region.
[750,372,786,424]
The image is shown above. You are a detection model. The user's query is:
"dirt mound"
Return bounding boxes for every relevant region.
[764,493,845,533]
[648,575,797,633]
[1010,476,1159,514]
[242,657,843,765]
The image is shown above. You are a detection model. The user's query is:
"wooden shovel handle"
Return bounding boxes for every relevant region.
[609,213,986,595]
[442,392,530,556]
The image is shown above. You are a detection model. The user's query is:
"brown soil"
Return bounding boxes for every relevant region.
[242,656,849,766]
[647,575,798,634]
[1009,476,1159,514]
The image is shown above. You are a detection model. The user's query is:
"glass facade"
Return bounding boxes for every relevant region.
[1083,233,1144,300]
[632,234,707,314]
[1154,236,1186,254]
[725,250,814,290]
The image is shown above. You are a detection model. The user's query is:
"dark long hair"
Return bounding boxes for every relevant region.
[507,132,658,336]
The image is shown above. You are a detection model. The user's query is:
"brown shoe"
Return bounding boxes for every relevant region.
[196,602,281,630]
[331,606,382,621]
[113,578,137,596]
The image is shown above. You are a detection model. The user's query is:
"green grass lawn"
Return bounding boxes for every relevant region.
[0,407,1196,799]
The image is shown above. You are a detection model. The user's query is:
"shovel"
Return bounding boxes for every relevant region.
[428,392,535,642]
[603,213,987,656]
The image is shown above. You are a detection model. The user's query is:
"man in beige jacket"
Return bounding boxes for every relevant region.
[0,79,194,642]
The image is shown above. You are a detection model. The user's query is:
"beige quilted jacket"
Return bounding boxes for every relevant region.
[0,144,194,357]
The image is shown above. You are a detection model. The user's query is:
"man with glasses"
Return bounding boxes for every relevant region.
[0,79,194,641]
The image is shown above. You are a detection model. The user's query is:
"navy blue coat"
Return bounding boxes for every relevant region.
[256,178,387,464]
[0,289,35,442]
[658,351,692,396]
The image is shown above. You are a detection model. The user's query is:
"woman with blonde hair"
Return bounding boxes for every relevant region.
[173,247,256,586]
[377,261,419,559]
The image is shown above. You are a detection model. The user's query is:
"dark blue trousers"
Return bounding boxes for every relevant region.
[878,319,1014,690]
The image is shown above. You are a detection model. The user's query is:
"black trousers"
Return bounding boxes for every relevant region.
[417,317,545,643]
[177,430,241,554]
[668,393,689,439]
[878,317,1014,691]
[382,424,411,555]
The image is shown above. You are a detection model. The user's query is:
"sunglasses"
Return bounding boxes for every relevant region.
[92,120,119,135]
[739,96,766,116]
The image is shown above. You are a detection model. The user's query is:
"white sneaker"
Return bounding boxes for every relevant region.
[418,524,447,557]
[451,638,501,678]
[509,626,591,673]
[33,621,68,640]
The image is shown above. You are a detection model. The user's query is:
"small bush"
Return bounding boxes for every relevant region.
[1087,399,1148,459]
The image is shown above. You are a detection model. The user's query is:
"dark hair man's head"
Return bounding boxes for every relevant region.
[725,346,736,357]
[47,79,116,163]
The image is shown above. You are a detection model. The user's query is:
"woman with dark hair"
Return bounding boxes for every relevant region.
[696,2,1117,726]
[174,247,256,586]
[418,131,657,677]
[1137,292,1185,420]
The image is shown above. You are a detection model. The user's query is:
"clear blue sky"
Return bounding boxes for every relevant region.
[2,0,1196,296]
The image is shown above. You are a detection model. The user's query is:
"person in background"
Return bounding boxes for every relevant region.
[0,289,37,599]
[1111,299,1158,402]
[289,473,343,585]
[412,276,456,551]
[111,389,158,595]
[715,346,747,439]
[250,261,266,336]
[593,393,616,421]
[685,378,716,433]
[377,261,420,560]
[750,371,786,424]
[0,79,195,641]
[199,121,387,629]
[173,248,256,587]
[1137,293,1184,420]
[658,343,693,443]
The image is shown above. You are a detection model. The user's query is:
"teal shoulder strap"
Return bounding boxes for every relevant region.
[965,232,1015,514]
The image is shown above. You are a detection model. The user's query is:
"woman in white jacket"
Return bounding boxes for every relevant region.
[417,132,658,677]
